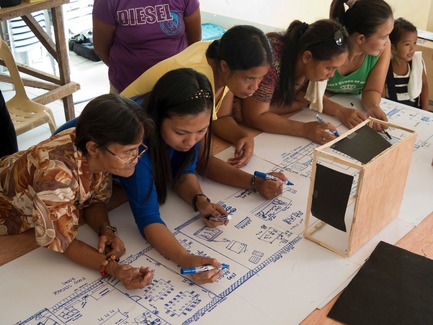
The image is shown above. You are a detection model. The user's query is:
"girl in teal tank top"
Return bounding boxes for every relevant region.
[327,55,379,94]
[328,0,394,125]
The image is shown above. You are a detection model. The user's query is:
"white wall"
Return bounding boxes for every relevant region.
[201,0,433,31]
[390,0,433,30]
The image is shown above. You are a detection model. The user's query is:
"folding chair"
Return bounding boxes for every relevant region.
[0,38,56,135]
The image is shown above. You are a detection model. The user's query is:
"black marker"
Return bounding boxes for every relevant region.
[383,130,392,140]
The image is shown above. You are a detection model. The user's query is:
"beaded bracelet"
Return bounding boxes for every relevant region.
[98,223,117,236]
[192,193,210,212]
[100,255,120,278]
[250,175,257,193]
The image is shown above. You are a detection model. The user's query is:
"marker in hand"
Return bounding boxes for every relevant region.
[206,214,232,222]
[254,171,294,186]
[382,130,392,140]
[180,263,230,275]
[315,114,340,137]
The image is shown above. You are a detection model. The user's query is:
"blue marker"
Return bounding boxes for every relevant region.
[180,263,230,275]
[254,171,294,186]
[315,113,340,137]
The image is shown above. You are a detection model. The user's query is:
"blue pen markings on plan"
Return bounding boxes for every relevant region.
[254,171,294,186]
[315,113,340,137]
[180,264,230,275]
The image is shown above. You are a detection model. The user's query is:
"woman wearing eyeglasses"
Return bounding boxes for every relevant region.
[0,94,154,290]
[232,19,365,144]
[327,0,394,126]
[119,68,229,285]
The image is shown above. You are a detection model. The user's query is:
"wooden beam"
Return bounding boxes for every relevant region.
[0,59,61,84]
[0,0,69,21]
[0,74,57,90]
[21,14,57,60]
[33,81,80,105]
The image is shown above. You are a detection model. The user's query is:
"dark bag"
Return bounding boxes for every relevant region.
[0,89,18,158]
[69,31,101,62]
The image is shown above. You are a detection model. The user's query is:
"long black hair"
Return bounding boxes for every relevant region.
[272,19,349,106]
[144,68,213,204]
[75,93,149,154]
[330,0,393,37]
[389,17,416,45]
[206,25,272,70]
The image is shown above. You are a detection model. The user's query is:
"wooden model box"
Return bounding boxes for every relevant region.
[304,118,416,257]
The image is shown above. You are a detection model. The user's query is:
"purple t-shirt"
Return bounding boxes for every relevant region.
[93,0,200,92]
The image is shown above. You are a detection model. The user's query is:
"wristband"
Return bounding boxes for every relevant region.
[192,193,210,212]
[98,223,117,236]
[100,255,120,278]
[250,175,257,193]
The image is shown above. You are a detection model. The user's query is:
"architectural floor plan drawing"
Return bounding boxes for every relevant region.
[382,100,433,151]
[2,97,433,325]
[8,167,315,325]
[4,197,325,325]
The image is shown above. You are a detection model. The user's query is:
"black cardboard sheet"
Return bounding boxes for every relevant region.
[331,124,391,164]
[328,241,433,325]
[311,164,353,232]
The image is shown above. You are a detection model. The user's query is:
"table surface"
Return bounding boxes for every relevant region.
[1,126,432,324]
[0,0,69,20]
[300,210,433,324]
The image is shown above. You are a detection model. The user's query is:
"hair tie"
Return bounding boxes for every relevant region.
[186,89,212,102]
[299,22,309,35]
[346,0,357,9]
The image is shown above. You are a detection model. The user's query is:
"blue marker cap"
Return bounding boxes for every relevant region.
[253,171,268,179]
[254,171,294,186]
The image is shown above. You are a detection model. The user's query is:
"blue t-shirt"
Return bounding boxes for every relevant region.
[119,143,199,237]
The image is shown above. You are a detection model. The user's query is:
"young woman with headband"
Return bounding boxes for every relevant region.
[120,68,230,284]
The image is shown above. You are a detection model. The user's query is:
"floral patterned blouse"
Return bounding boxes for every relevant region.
[251,34,284,104]
[0,129,112,253]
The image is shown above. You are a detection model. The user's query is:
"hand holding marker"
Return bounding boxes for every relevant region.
[254,171,294,186]
[206,214,232,222]
[181,264,230,274]
[315,113,340,137]
[350,104,392,140]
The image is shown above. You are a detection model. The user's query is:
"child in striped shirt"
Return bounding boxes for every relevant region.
[384,18,429,109]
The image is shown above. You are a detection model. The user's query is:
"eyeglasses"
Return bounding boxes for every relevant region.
[105,142,148,165]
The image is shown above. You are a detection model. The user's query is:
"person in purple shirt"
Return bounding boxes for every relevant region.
[93,0,202,93]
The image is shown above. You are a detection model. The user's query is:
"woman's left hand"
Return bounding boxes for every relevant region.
[196,199,230,227]
[367,106,388,131]
[338,105,367,129]
[98,233,126,258]
[227,136,254,168]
